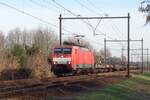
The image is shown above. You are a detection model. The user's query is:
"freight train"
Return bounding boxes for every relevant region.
[48,45,139,76]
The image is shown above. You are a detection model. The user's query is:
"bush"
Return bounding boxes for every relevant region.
[0,69,13,80]
[15,68,32,79]
[25,45,40,56]
[11,44,27,68]
[27,53,52,79]
[0,68,31,80]
[0,49,20,73]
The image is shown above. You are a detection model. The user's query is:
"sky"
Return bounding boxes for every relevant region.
[0,0,149,59]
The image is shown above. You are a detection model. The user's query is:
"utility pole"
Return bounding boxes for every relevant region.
[121,47,126,68]
[147,48,149,71]
[122,48,124,62]
[127,13,130,77]
[104,38,106,68]
[59,14,62,46]
[141,38,144,73]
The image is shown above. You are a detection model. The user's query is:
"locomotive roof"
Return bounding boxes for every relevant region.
[53,45,91,51]
[54,45,79,48]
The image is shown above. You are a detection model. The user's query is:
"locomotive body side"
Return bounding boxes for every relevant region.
[76,48,94,69]
[71,46,95,74]
[49,45,95,76]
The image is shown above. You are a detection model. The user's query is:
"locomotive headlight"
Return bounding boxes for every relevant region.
[67,61,71,64]
[53,61,57,64]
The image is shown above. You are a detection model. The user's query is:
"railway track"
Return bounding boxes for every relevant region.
[0,70,140,98]
[0,74,100,98]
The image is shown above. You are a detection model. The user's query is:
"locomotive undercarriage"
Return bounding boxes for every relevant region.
[52,64,74,76]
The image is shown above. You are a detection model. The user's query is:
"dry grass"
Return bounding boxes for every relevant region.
[0,49,19,71]
[27,53,52,79]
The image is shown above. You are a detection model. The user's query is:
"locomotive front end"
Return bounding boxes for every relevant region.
[51,47,73,75]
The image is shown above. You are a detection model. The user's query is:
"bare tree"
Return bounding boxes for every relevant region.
[0,31,5,50]
[0,27,58,79]
[0,31,7,71]
[21,29,33,47]
[6,27,57,55]
[32,27,58,55]
[6,28,21,48]
[139,0,150,23]
[106,56,122,65]
[99,48,112,59]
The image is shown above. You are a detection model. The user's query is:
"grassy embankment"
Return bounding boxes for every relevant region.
[78,72,150,100]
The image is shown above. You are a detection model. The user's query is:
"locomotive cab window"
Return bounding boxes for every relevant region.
[63,48,72,54]
[54,48,62,54]
[54,48,72,54]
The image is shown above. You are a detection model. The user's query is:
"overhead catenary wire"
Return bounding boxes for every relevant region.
[84,0,126,44]
[51,0,96,29]
[51,0,94,32]
[86,0,122,39]
[0,1,72,33]
[29,0,57,12]
[93,19,102,35]
[73,0,108,36]
[53,0,128,48]
[52,0,77,16]
[85,0,123,36]
[74,0,103,16]
[86,0,108,16]
[86,19,105,36]
[73,0,122,40]
[29,0,74,33]
[51,0,114,39]
[1,0,126,46]
[109,21,123,39]
[42,0,63,10]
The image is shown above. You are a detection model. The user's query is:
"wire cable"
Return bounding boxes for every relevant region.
[29,0,57,12]
[73,0,117,39]
[74,0,103,16]
[51,0,95,33]
[86,0,108,16]
[42,0,62,10]
[85,0,126,43]
[52,0,114,39]
[0,1,72,33]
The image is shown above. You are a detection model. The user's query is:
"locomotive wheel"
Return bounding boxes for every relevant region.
[72,70,77,76]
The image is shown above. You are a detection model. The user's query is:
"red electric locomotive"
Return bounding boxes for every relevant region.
[49,45,95,76]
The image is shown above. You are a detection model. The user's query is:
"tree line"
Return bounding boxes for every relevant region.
[0,27,57,80]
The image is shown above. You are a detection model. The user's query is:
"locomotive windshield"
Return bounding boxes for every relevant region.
[63,48,72,54]
[54,48,72,54]
[54,48,62,53]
